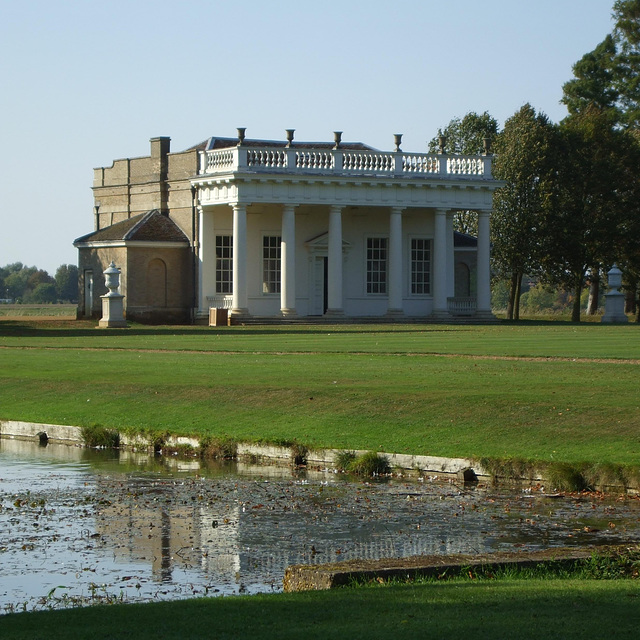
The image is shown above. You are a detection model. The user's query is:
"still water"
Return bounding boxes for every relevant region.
[1,438,640,612]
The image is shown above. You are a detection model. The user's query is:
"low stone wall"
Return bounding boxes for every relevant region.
[0,420,484,477]
[283,545,624,592]
[0,420,82,444]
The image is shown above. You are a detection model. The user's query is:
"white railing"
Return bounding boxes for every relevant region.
[342,151,394,172]
[296,150,333,170]
[447,296,477,316]
[200,147,492,179]
[205,295,233,309]
[447,156,485,176]
[247,149,287,168]
[402,153,440,174]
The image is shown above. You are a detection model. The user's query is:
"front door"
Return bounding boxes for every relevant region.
[311,256,328,315]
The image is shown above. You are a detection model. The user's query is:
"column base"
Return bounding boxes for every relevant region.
[385,308,404,317]
[430,309,451,320]
[324,308,345,318]
[230,308,250,319]
[98,319,128,328]
[474,310,497,321]
[280,308,298,318]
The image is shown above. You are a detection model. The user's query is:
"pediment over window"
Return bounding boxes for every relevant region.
[304,232,351,256]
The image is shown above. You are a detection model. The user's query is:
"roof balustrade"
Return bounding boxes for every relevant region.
[199,145,493,180]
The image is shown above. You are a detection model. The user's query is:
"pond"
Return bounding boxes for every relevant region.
[2,437,640,613]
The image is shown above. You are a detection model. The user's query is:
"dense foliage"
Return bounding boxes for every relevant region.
[0,262,78,303]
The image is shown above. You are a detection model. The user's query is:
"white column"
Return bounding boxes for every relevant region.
[387,207,404,315]
[432,208,450,318]
[446,212,455,298]
[326,205,344,315]
[231,203,249,316]
[280,204,297,316]
[198,206,215,316]
[476,210,493,318]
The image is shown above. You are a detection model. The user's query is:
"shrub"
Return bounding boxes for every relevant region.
[290,441,309,466]
[334,450,357,472]
[81,424,120,448]
[346,451,391,477]
[200,436,237,460]
[543,462,590,492]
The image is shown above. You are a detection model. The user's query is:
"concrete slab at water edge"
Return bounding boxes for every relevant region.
[0,420,486,477]
[0,420,82,444]
[283,545,630,592]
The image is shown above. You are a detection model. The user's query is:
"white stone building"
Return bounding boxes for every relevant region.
[77,130,501,323]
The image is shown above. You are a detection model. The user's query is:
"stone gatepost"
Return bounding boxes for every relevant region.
[601,265,628,324]
[98,261,127,328]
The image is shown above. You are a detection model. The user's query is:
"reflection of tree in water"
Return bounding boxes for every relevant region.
[160,505,172,583]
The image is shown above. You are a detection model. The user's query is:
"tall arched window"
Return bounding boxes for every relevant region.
[146,258,167,307]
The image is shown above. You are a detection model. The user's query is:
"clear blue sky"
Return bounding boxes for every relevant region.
[0,0,616,275]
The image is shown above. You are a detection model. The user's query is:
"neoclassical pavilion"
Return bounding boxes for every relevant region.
[194,130,498,321]
[78,130,501,323]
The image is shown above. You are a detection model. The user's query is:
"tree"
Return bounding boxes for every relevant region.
[4,265,36,301]
[25,282,58,304]
[562,35,621,121]
[428,112,499,235]
[491,105,558,320]
[562,1,640,129]
[55,264,79,303]
[541,106,639,321]
[612,0,640,128]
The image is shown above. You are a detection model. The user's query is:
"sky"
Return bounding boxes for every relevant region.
[0,0,617,275]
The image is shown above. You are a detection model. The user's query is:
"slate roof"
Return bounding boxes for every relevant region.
[185,136,376,152]
[74,210,189,245]
[453,231,477,248]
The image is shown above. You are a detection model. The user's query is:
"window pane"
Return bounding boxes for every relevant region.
[411,238,431,295]
[263,236,281,294]
[366,237,387,294]
[216,235,233,294]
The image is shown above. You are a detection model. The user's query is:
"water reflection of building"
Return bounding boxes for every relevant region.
[98,499,240,583]
[95,471,489,591]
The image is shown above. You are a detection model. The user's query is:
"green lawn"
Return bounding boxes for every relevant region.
[0,321,639,464]
[1,579,639,639]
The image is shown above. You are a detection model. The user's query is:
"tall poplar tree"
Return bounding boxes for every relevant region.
[612,0,640,128]
[491,105,557,320]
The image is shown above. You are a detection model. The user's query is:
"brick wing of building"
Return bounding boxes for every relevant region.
[75,131,500,324]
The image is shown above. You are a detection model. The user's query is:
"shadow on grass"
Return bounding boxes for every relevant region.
[0,320,465,339]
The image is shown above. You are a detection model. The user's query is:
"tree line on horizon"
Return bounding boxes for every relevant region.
[430,0,640,322]
[0,262,78,304]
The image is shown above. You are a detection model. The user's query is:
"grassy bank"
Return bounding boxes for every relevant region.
[2,578,639,639]
[0,322,639,466]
